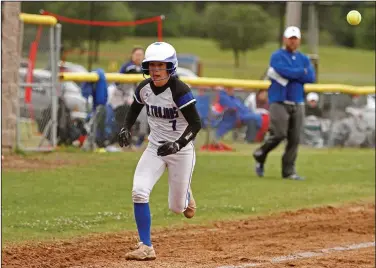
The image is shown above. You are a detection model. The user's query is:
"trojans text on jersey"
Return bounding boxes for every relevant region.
[145,104,179,120]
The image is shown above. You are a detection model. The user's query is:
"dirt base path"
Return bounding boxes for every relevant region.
[2,203,375,268]
[1,153,79,171]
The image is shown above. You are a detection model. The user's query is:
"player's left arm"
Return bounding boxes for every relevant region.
[174,81,202,149]
[176,102,202,149]
[157,81,202,156]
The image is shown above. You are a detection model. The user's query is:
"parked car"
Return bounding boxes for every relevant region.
[57,61,89,73]
[45,61,89,89]
[175,66,198,94]
[44,60,89,74]
[176,66,199,78]
[177,54,202,76]
[50,61,119,106]
[18,68,90,122]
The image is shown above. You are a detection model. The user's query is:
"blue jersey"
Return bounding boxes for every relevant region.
[119,61,142,74]
[267,49,315,104]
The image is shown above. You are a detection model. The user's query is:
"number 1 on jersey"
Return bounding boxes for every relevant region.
[169,119,177,131]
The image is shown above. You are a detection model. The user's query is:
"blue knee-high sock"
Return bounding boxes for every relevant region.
[134,203,152,246]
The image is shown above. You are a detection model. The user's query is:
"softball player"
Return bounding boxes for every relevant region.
[118,42,202,260]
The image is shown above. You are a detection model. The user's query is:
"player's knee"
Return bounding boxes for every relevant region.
[132,187,150,203]
[169,203,185,214]
[288,135,300,146]
[270,129,287,142]
[276,134,287,142]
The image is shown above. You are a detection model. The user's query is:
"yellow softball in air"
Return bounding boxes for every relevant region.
[347,10,361,26]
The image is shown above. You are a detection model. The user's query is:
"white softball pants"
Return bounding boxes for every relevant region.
[132,142,196,214]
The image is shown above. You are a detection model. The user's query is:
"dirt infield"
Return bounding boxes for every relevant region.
[2,202,375,268]
[1,153,85,171]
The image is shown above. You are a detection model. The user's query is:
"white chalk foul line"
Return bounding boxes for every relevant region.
[217,241,375,268]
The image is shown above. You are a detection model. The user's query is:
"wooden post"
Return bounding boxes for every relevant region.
[1,2,21,152]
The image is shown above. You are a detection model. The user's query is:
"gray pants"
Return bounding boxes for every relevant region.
[255,102,304,177]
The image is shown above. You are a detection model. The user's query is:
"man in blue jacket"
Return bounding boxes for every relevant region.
[253,26,316,180]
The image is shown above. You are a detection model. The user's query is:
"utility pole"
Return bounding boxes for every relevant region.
[308,3,319,55]
[308,3,320,82]
[87,2,95,72]
[285,2,302,28]
[279,3,285,48]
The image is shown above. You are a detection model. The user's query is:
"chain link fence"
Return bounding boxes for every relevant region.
[16,15,61,151]
[54,75,374,152]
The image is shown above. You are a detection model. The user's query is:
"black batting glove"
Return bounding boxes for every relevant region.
[118,127,132,147]
[157,142,180,156]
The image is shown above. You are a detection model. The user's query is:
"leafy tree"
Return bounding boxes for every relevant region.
[354,6,375,50]
[86,2,134,62]
[317,2,374,49]
[127,2,179,38]
[21,1,51,14]
[23,2,133,53]
[174,3,206,38]
[320,4,357,47]
[204,3,273,68]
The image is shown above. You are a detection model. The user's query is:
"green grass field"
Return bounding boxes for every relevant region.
[2,140,375,245]
[64,37,375,86]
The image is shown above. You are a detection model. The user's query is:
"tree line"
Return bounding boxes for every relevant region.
[21,2,375,67]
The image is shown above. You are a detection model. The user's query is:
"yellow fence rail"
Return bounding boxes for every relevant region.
[19,13,57,26]
[59,72,375,95]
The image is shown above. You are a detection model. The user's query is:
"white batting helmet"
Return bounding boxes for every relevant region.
[141,42,178,75]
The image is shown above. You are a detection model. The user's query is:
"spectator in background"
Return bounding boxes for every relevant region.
[302,92,325,148]
[254,90,270,142]
[305,92,322,117]
[119,47,145,74]
[115,46,145,104]
[256,90,269,111]
[245,90,269,113]
[252,26,316,180]
[111,47,145,108]
[214,89,263,146]
[113,47,148,148]
[244,90,270,142]
[349,94,366,108]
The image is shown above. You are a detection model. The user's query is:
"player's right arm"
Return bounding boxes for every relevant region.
[118,79,149,147]
[122,99,144,129]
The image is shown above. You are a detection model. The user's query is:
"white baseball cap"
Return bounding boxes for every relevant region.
[306,92,319,102]
[284,26,301,39]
